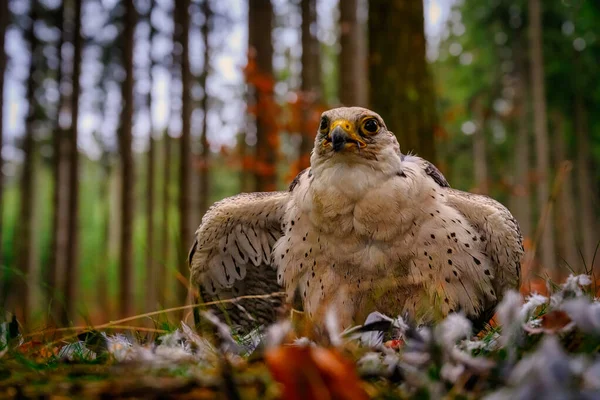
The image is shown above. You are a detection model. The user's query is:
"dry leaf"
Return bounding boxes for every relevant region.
[525,310,574,334]
[265,345,368,400]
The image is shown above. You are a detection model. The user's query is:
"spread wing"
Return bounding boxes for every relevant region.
[444,189,523,299]
[416,156,522,326]
[188,191,288,330]
[414,154,522,294]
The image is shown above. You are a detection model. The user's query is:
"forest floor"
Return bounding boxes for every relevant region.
[2,274,600,399]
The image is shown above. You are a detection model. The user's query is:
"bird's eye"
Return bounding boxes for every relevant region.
[319,117,329,132]
[362,118,379,134]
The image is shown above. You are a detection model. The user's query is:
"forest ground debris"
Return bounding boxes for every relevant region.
[2,274,600,398]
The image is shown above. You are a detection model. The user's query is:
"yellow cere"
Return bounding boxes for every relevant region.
[330,119,367,148]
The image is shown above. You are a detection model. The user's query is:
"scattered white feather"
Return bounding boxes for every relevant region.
[237,327,265,354]
[104,333,136,362]
[566,274,592,290]
[357,351,384,374]
[345,312,409,348]
[325,307,341,346]
[440,362,465,383]
[435,313,472,349]
[355,311,393,347]
[495,290,523,348]
[519,293,548,321]
[293,337,315,347]
[550,274,592,308]
[264,320,292,348]
[461,333,499,352]
[58,341,97,362]
[562,298,600,334]
[582,360,600,391]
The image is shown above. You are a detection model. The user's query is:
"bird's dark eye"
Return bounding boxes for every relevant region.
[319,117,329,132]
[362,118,379,134]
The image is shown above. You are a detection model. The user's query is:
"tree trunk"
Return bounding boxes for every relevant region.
[59,0,83,325]
[14,0,39,325]
[48,0,68,323]
[528,0,555,271]
[0,0,8,306]
[511,53,532,240]
[0,0,12,314]
[248,0,276,191]
[550,112,578,272]
[175,0,192,309]
[98,154,111,317]
[299,0,321,171]
[339,0,366,106]
[161,0,181,308]
[368,0,437,163]
[146,5,157,312]
[574,93,599,271]
[471,96,488,195]
[198,0,211,216]
[118,0,136,318]
[160,134,172,306]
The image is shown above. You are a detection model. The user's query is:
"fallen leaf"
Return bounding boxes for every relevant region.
[265,345,368,400]
[524,310,573,334]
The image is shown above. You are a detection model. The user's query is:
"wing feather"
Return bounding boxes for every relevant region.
[189,192,288,332]
[444,189,523,298]
[189,191,288,291]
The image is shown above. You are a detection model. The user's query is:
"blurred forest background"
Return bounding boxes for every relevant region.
[0,0,598,328]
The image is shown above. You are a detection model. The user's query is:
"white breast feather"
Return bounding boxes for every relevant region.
[273,157,498,325]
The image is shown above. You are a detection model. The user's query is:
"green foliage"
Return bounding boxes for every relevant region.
[435,0,600,194]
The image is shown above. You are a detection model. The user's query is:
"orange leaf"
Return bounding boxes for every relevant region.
[540,310,572,332]
[265,346,368,400]
[253,74,275,93]
[524,310,573,334]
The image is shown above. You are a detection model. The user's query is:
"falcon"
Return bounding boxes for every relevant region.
[188,107,523,332]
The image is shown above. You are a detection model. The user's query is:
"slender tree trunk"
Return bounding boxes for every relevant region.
[118,0,136,318]
[368,0,437,163]
[48,1,68,323]
[528,0,555,270]
[160,134,171,306]
[145,6,157,312]
[98,155,111,316]
[60,0,83,325]
[511,53,532,240]
[15,1,39,324]
[550,111,578,272]
[0,0,9,309]
[574,93,599,270]
[339,0,366,106]
[198,0,211,216]
[249,0,276,191]
[160,1,181,309]
[471,97,488,195]
[175,0,192,309]
[299,0,321,171]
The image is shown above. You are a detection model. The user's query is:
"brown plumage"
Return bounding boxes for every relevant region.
[189,107,523,331]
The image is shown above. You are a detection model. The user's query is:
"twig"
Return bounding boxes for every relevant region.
[38,292,286,346]
[26,325,170,338]
[524,161,572,282]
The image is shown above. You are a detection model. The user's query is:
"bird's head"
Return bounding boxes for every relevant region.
[311,107,401,165]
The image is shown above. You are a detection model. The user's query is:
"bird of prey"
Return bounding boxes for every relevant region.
[188,107,523,332]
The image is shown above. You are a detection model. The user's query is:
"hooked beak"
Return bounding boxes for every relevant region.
[328,120,366,152]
